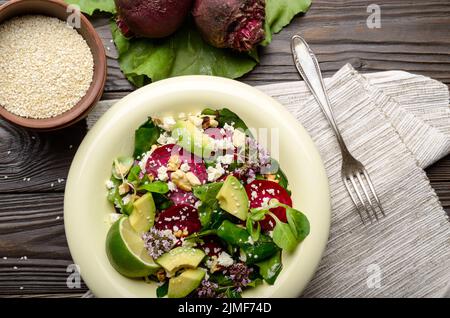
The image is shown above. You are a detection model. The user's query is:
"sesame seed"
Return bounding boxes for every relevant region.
[0,15,94,119]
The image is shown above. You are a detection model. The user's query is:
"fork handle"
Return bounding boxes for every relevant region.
[291,35,350,154]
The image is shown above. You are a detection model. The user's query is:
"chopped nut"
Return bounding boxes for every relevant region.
[153,118,163,126]
[265,174,279,183]
[147,174,155,182]
[156,269,166,282]
[118,183,130,195]
[189,115,203,127]
[171,170,192,192]
[210,118,219,128]
[182,229,189,236]
[174,230,184,238]
[186,172,201,187]
[202,116,219,129]
[167,154,181,172]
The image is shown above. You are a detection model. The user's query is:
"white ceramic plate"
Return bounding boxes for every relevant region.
[64,76,331,298]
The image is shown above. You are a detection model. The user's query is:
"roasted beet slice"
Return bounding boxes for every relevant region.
[155,204,201,235]
[200,237,225,257]
[245,180,293,231]
[145,144,174,176]
[144,144,207,183]
[168,189,197,206]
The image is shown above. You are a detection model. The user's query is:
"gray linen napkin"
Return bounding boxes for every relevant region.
[86,64,450,297]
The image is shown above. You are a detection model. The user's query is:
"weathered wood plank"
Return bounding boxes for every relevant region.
[0,193,88,295]
[0,119,86,193]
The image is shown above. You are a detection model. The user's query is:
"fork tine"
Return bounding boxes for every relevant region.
[356,172,379,221]
[343,177,366,224]
[362,170,385,217]
[349,175,373,223]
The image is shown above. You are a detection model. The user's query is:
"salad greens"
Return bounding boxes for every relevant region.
[134,118,162,158]
[104,108,310,298]
[193,182,224,228]
[64,0,312,86]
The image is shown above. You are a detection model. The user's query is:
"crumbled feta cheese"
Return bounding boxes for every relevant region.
[194,200,202,209]
[180,162,190,172]
[122,194,132,205]
[232,129,246,148]
[105,180,115,189]
[217,154,234,165]
[139,148,155,172]
[157,166,169,181]
[261,197,270,208]
[251,191,258,200]
[214,137,234,151]
[168,181,177,192]
[157,132,176,145]
[158,116,176,131]
[207,163,225,182]
[223,123,234,131]
[188,115,203,128]
[217,251,234,267]
[266,188,275,195]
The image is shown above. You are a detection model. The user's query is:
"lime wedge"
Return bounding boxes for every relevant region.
[106,217,160,278]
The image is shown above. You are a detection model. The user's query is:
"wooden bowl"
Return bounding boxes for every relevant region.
[0,0,107,131]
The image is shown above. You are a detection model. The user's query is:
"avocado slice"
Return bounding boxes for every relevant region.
[168,268,205,298]
[216,175,249,221]
[171,120,214,158]
[129,193,156,233]
[156,247,205,273]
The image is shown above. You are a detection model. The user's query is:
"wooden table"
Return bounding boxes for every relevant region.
[0,0,449,297]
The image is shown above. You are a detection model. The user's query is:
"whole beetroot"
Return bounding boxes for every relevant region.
[115,0,194,38]
[192,0,265,52]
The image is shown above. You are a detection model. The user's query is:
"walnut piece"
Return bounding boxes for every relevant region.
[167,154,181,172]
[185,172,201,186]
[171,170,192,192]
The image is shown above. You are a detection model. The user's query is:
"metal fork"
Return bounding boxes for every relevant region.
[291,35,385,223]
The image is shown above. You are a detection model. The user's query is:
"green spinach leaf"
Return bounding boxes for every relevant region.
[241,235,279,265]
[65,0,115,15]
[134,118,161,158]
[286,208,310,242]
[202,108,249,132]
[272,221,298,253]
[256,250,283,285]
[193,182,223,228]
[138,181,169,194]
[156,281,169,298]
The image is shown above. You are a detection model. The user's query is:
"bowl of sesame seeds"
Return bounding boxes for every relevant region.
[0,0,106,130]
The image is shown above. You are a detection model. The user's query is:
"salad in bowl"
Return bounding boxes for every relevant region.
[104,108,310,298]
